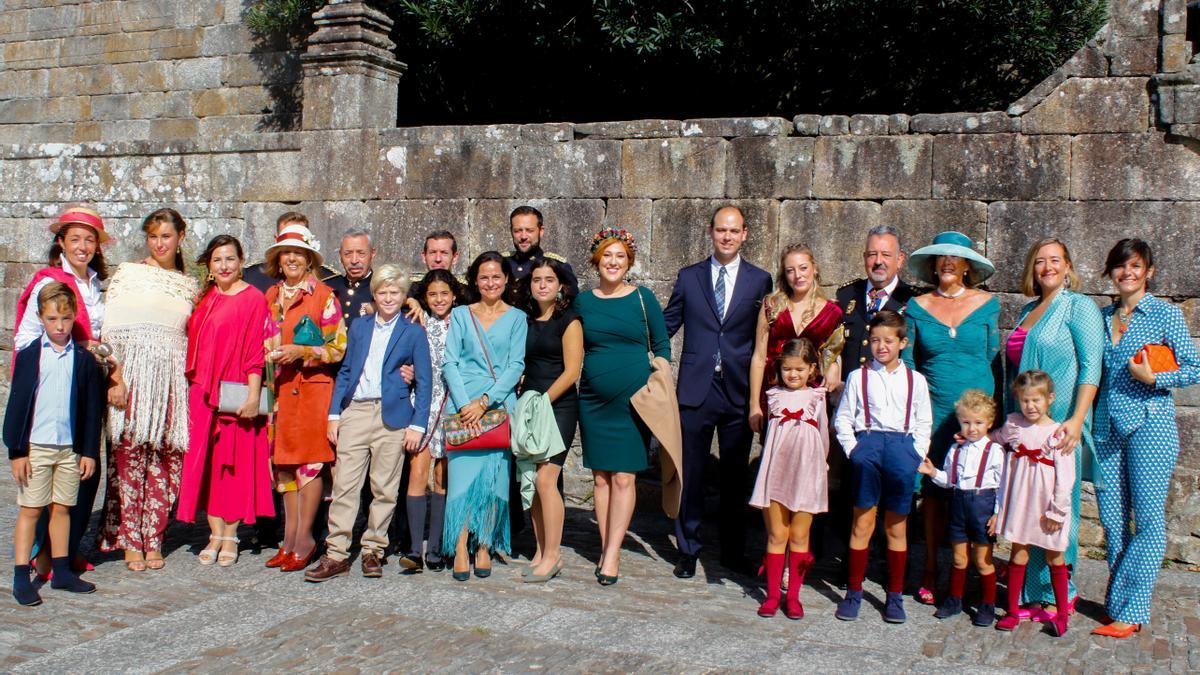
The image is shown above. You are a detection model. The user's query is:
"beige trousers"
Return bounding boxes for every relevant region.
[324,400,406,560]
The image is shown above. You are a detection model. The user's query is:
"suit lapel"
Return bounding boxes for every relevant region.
[382,318,408,365]
[697,261,720,321]
[721,262,752,326]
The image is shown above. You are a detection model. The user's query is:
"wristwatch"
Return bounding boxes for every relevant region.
[480,393,490,408]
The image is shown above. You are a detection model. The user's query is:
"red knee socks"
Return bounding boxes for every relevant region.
[1005,563,1026,614]
[847,547,868,592]
[1049,564,1071,636]
[980,571,997,605]
[758,553,785,617]
[886,549,906,594]
[948,566,966,599]
[785,551,813,619]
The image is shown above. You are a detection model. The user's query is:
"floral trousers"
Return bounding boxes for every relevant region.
[98,441,184,553]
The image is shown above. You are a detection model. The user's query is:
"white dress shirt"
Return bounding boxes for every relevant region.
[834,360,932,457]
[29,336,76,446]
[863,275,900,310]
[330,313,424,432]
[929,436,1004,491]
[15,269,104,351]
[709,255,741,321]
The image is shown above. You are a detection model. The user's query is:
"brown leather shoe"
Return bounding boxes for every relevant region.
[361,553,383,578]
[303,555,349,582]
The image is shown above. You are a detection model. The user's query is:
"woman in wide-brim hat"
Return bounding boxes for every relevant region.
[900,231,1002,611]
[260,224,347,572]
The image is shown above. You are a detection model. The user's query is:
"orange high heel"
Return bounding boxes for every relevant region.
[265,549,292,568]
[1091,622,1141,638]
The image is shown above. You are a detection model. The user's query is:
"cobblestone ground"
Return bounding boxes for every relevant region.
[0,474,1196,673]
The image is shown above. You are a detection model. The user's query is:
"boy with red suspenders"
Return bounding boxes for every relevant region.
[833,310,932,623]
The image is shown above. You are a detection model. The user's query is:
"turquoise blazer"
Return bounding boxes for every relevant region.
[442,305,527,414]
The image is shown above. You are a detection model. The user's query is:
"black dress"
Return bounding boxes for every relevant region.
[521,310,581,466]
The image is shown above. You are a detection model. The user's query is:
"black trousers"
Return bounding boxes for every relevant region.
[673,374,752,559]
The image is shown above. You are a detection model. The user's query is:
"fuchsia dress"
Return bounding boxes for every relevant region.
[991,412,1075,551]
[750,387,829,513]
[177,285,275,525]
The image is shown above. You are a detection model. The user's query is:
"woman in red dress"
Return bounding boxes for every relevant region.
[749,244,844,434]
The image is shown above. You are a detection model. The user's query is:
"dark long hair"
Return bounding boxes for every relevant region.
[464,251,514,304]
[49,225,110,280]
[413,268,467,316]
[517,258,577,319]
[142,208,188,272]
[196,234,245,298]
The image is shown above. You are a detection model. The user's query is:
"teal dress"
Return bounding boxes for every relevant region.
[574,287,671,472]
[902,295,1001,489]
[1008,289,1104,605]
[440,305,527,555]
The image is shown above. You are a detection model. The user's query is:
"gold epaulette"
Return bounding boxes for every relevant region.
[543,251,568,263]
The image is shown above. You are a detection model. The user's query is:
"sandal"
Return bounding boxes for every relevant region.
[125,559,147,572]
[217,537,240,567]
[916,587,935,605]
[145,552,165,570]
[198,537,220,566]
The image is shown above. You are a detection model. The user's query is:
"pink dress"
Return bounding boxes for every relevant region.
[177,285,275,524]
[991,412,1074,551]
[750,387,829,513]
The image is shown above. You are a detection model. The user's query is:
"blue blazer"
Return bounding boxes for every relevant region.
[3,339,104,460]
[330,314,432,430]
[664,257,773,408]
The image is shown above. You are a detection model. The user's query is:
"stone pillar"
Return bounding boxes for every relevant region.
[300,1,406,130]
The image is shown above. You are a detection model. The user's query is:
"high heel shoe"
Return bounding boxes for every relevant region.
[452,568,471,582]
[198,538,219,566]
[265,549,291,568]
[522,559,564,584]
[1091,622,1142,638]
[280,549,314,572]
[597,573,619,586]
[217,537,240,567]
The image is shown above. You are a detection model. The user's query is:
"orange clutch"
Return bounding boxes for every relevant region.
[1133,344,1179,373]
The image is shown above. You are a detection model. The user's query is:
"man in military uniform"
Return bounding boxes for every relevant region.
[244,211,339,293]
[325,226,377,325]
[503,205,578,292]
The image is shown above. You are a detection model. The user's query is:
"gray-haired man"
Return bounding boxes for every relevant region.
[327,226,378,325]
[835,225,916,369]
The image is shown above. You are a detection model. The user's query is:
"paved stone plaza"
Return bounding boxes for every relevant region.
[0,472,1196,674]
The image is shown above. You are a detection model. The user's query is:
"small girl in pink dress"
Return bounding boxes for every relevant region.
[992,370,1076,636]
[749,338,828,620]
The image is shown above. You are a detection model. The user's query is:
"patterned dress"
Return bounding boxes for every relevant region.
[749,386,829,513]
[1094,294,1200,624]
[992,413,1074,551]
[1007,289,1104,605]
[420,315,451,459]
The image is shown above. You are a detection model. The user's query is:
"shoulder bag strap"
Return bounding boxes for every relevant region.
[467,309,498,382]
[635,287,652,364]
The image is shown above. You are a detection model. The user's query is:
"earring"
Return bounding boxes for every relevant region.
[555,291,563,301]
[206,271,215,282]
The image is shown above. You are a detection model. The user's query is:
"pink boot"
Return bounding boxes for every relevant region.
[1045,564,1071,637]
[758,553,785,617]
[784,551,813,620]
[995,563,1026,631]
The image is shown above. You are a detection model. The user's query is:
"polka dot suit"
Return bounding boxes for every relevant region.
[1094,294,1200,624]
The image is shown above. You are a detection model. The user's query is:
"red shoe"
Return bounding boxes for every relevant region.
[1032,598,1076,621]
[1091,622,1141,638]
[265,549,292,568]
[784,596,804,620]
[279,550,314,572]
[71,555,94,573]
[995,614,1021,631]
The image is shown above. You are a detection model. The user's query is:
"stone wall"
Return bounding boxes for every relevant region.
[1,0,1200,561]
[0,0,300,144]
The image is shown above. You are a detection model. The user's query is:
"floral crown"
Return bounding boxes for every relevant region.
[590,227,637,254]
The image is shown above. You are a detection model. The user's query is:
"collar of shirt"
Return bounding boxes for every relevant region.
[513,245,542,263]
[1104,292,1154,318]
[865,275,900,304]
[346,269,372,289]
[709,255,741,279]
[40,335,75,356]
[373,312,400,331]
[869,359,907,376]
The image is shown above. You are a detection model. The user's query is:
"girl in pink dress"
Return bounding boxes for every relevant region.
[177,235,275,567]
[992,370,1076,636]
[749,338,828,621]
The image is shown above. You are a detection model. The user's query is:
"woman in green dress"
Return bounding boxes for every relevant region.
[1005,238,1103,620]
[902,231,1000,606]
[574,228,670,586]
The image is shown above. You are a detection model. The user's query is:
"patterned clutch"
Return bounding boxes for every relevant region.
[1133,344,1178,373]
[441,409,510,451]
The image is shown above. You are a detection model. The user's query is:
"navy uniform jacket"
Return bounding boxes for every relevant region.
[3,340,104,460]
[663,258,773,409]
[327,270,375,325]
[504,246,578,294]
[835,278,917,370]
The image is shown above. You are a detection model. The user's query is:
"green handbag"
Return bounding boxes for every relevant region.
[292,314,325,346]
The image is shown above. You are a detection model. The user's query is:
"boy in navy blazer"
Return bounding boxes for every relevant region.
[306,265,433,581]
[664,206,773,578]
[3,283,102,605]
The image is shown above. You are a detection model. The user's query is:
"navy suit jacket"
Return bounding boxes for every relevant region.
[664,258,773,408]
[3,340,104,460]
[330,314,432,430]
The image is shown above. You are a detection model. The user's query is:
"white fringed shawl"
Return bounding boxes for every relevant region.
[104,262,198,450]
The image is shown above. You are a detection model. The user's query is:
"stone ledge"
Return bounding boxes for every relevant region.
[574,119,681,139]
[680,117,792,138]
[909,112,1017,134]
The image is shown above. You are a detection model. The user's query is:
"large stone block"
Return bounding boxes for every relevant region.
[778,200,881,287]
[363,200,471,272]
[378,141,515,200]
[909,112,1015,134]
[299,129,379,201]
[726,136,814,199]
[210,150,305,202]
[987,201,1200,296]
[1161,33,1192,73]
[932,134,1070,200]
[0,153,79,202]
[813,136,932,199]
[1072,132,1200,200]
[1107,35,1159,75]
[574,119,681,139]
[650,199,778,276]
[1109,0,1161,37]
[1022,78,1150,134]
[880,200,987,252]
[465,199,605,272]
[621,138,727,198]
[682,117,791,138]
[514,140,621,198]
[0,68,48,99]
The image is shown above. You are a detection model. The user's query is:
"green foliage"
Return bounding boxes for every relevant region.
[245,0,1107,123]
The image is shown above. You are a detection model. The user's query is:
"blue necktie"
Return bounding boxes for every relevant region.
[715,266,727,371]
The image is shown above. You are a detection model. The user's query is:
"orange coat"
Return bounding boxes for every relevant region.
[265,277,347,466]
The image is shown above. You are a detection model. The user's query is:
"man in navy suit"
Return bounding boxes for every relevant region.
[664,206,773,578]
[306,265,433,581]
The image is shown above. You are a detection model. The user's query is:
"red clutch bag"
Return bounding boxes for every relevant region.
[442,410,510,451]
[1133,344,1178,373]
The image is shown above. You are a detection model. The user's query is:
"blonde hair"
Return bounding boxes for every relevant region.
[36,281,77,316]
[954,389,997,426]
[1020,238,1080,297]
[370,263,408,294]
[765,244,826,320]
[1012,369,1055,399]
